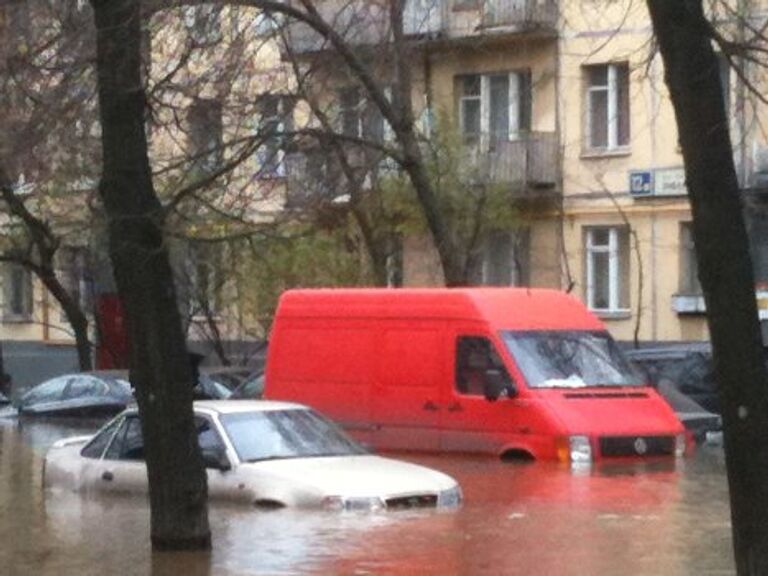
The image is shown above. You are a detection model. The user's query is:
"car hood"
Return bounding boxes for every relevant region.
[240,455,457,498]
[537,387,684,436]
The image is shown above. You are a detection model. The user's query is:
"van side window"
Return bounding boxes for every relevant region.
[455,337,512,396]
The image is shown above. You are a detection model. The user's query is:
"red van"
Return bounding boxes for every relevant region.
[264,288,687,463]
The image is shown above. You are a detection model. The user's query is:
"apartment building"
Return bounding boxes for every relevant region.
[285,0,768,344]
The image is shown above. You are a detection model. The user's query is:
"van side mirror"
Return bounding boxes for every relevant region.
[201,446,231,471]
[483,369,516,402]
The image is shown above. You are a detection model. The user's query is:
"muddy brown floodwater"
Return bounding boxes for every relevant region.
[0,415,733,576]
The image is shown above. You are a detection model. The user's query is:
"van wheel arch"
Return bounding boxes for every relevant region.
[500,448,535,463]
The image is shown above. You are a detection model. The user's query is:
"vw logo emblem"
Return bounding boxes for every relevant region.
[634,437,648,455]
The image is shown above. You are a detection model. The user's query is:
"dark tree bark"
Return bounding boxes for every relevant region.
[0,170,93,371]
[91,0,210,549]
[647,2,768,573]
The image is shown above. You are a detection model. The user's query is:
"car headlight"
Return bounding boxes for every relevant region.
[437,485,463,508]
[675,433,687,457]
[322,495,385,511]
[569,435,593,464]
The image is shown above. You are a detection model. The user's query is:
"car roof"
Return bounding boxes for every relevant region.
[123,399,308,416]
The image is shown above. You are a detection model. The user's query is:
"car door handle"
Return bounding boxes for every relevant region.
[447,402,463,413]
[422,401,439,412]
[101,471,114,482]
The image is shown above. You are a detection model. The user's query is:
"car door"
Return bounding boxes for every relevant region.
[439,331,522,455]
[196,415,250,502]
[94,415,150,494]
[372,323,446,452]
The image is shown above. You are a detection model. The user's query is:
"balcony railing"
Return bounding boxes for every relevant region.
[284,145,382,208]
[285,131,558,207]
[480,0,558,30]
[462,131,559,188]
[284,0,557,54]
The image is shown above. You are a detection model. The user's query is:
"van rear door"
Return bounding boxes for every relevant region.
[372,324,446,451]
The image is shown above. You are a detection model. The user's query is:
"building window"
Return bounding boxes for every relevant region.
[679,222,702,295]
[188,99,223,175]
[457,71,532,145]
[584,62,630,151]
[470,229,530,286]
[183,4,223,46]
[337,87,385,142]
[256,94,294,178]
[4,261,32,321]
[58,247,92,321]
[186,242,222,317]
[584,226,630,312]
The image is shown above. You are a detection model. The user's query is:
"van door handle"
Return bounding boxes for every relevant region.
[101,471,114,482]
[447,402,463,413]
[422,401,439,412]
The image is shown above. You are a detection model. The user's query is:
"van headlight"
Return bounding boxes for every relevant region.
[437,485,463,508]
[323,495,385,511]
[569,435,593,463]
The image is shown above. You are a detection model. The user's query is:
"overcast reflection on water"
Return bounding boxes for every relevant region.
[0,417,733,575]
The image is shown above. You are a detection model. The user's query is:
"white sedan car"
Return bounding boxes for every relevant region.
[44,400,462,511]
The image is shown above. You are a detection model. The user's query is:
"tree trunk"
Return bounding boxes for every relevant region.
[91,0,210,550]
[39,269,92,371]
[647,2,768,573]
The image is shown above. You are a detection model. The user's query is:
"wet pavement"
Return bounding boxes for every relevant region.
[0,413,734,575]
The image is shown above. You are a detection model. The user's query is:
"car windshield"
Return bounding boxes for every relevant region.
[220,409,366,463]
[501,330,644,388]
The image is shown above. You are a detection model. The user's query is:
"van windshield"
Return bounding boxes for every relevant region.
[500,330,644,389]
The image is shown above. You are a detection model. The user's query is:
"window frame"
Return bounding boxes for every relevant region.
[584,62,630,153]
[584,226,630,314]
[679,222,702,296]
[3,259,33,322]
[457,70,532,146]
[255,94,295,179]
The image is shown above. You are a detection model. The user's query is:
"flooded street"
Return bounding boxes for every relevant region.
[0,415,733,575]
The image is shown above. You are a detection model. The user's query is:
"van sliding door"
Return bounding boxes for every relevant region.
[372,325,445,452]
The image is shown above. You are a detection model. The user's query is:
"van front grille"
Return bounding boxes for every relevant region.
[599,435,675,457]
[385,494,438,509]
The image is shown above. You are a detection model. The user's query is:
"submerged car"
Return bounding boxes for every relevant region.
[229,372,265,400]
[44,400,462,510]
[18,373,133,417]
[624,345,720,441]
[0,391,8,406]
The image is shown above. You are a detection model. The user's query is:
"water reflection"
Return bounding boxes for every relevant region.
[0,417,735,575]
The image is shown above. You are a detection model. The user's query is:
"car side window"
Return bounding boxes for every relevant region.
[455,336,512,396]
[81,417,123,459]
[121,418,145,460]
[196,416,225,452]
[104,416,144,460]
[64,377,109,400]
[104,418,129,460]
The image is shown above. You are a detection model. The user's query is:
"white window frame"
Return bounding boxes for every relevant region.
[585,62,629,151]
[585,227,628,313]
[256,94,293,179]
[459,71,528,145]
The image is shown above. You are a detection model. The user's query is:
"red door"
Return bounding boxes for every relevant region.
[372,323,447,452]
[439,330,530,456]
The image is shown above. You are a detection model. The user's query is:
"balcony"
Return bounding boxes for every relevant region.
[480,0,558,31]
[462,132,559,188]
[284,0,557,54]
[284,145,382,208]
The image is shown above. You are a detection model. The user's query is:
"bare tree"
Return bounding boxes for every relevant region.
[91,0,209,549]
[647,1,768,572]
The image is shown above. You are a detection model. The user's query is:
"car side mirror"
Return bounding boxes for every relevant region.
[483,369,517,402]
[201,446,231,472]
